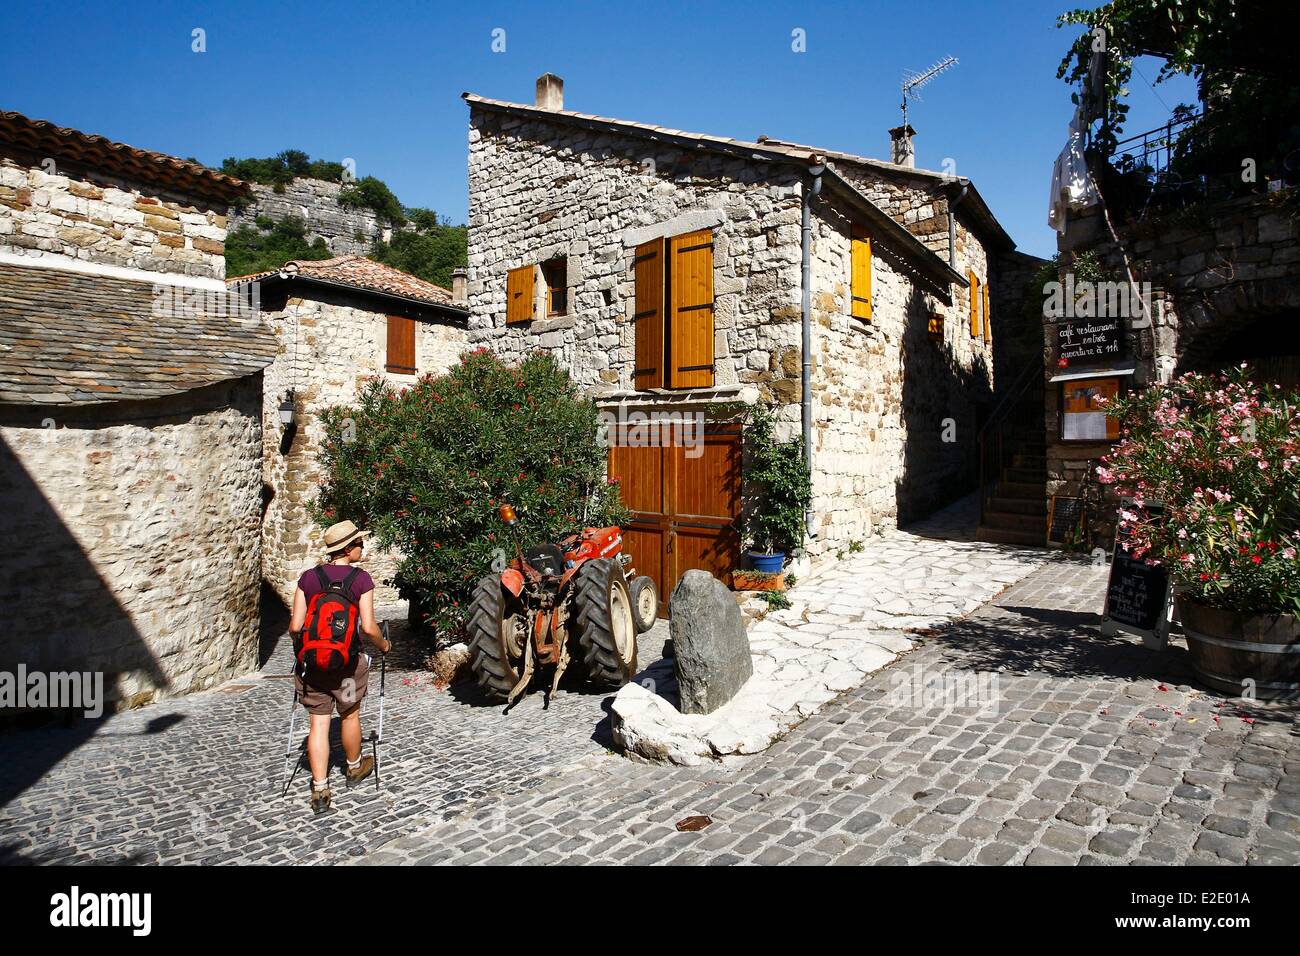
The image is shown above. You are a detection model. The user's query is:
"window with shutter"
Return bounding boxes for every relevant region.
[633,238,666,390]
[506,265,535,324]
[851,231,873,321]
[969,271,981,338]
[542,258,568,316]
[982,281,991,345]
[386,315,416,374]
[668,229,714,389]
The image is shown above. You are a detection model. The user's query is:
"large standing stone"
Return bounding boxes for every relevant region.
[671,570,752,714]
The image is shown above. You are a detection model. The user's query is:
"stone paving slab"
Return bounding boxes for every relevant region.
[366,559,1300,866]
[611,495,1051,764]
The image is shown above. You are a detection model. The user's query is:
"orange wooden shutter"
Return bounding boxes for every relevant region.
[969,271,981,338]
[982,281,991,344]
[386,315,416,373]
[633,238,665,390]
[668,229,714,388]
[851,232,873,321]
[506,265,534,324]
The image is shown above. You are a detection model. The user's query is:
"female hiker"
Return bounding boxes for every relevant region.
[288,520,392,814]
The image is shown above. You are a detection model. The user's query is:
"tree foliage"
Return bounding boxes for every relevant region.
[221,149,345,190]
[1057,0,1299,177]
[339,176,406,226]
[224,216,332,278]
[370,211,467,288]
[315,351,630,640]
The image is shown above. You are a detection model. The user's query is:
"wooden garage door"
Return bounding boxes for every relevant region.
[609,422,741,616]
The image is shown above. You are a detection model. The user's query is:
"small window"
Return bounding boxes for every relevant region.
[1060,376,1122,442]
[386,315,416,374]
[542,258,568,317]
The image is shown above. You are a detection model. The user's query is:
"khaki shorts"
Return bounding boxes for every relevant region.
[295,654,370,716]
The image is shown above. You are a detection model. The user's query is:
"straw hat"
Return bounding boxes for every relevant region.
[322,520,369,556]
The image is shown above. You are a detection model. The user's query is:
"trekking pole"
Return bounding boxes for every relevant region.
[372,622,389,792]
[280,657,302,797]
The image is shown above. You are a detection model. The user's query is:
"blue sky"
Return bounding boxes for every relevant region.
[3,0,1197,258]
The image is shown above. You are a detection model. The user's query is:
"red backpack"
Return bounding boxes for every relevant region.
[296,567,362,673]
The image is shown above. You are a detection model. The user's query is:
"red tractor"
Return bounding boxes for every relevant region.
[466,504,659,708]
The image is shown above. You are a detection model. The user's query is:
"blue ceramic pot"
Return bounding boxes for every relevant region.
[748,550,785,573]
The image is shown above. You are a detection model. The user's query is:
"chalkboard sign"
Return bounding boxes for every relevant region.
[1054,317,1124,368]
[1047,495,1085,545]
[1101,501,1172,649]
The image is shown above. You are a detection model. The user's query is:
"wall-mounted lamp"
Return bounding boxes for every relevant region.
[278,391,296,428]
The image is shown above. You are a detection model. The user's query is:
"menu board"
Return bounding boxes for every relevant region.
[1061,377,1121,441]
[1101,502,1172,648]
[1047,495,1085,545]
[1054,317,1124,367]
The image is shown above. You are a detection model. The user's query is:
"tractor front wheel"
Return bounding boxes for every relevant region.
[571,558,638,688]
[466,576,527,702]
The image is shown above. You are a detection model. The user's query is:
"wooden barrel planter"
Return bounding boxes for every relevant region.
[1178,597,1300,700]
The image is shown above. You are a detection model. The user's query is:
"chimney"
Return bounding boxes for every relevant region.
[535,73,564,111]
[451,266,467,305]
[889,124,916,168]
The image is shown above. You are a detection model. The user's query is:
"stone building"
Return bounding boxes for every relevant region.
[228,256,468,607]
[463,75,1027,602]
[1042,141,1300,548]
[0,110,275,708]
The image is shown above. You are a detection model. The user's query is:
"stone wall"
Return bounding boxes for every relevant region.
[1046,190,1300,548]
[0,376,264,709]
[261,293,467,608]
[0,157,229,279]
[228,179,386,259]
[809,200,989,541]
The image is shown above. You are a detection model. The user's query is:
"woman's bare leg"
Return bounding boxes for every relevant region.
[306,713,332,783]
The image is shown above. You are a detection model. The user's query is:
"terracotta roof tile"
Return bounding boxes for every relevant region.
[0,109,248,206]
[0,263,276,406]
[228,255,458,308]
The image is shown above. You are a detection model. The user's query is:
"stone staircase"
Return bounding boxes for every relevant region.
[976,429,1047,546]
[976,364,1047,547]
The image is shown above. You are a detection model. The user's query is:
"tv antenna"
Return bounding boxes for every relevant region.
[901,56,958,128]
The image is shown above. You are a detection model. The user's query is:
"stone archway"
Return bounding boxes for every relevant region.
[1173,277,1300,389]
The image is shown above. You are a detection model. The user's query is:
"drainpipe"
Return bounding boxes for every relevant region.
[947,181,968,268]
[801,163,824,539]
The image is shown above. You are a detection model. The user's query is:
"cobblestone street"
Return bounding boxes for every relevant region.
[2,535,1297,866]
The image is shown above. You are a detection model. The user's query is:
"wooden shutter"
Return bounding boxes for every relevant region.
[969,271,981,338]
[386,315,416,374]
[633,238,665,390]
[982,282,991,344]
[506,265,534,324]
[668,229,714,389]
[851,232,873,321]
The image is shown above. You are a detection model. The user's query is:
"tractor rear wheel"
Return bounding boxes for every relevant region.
[466,576,527,701]
[570,558,638,688]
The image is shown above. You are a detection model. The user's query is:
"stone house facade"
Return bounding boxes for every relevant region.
[229,256,468,608]
[0,110,275,708]
[463,76,1024,599]
[1045,182,1300,548]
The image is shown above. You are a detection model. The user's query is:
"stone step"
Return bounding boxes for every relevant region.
[981,510,1047,533]
[1012,454,1047,469]
[975,525,1047,547]
[996,480,1045,499]
[1002,467,1046,485]
[987,496,1045,516]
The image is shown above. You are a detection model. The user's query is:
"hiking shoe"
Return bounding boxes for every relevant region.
[310,787,332,815]
[345,755,374,786]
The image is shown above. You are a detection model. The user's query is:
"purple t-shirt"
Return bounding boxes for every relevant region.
[299,564,375,601]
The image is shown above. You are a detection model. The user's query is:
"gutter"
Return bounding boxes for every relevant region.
[801,163,824,540]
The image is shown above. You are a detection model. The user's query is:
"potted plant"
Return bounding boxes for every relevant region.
[1098,366,1300,698]
[742,405,811,574]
